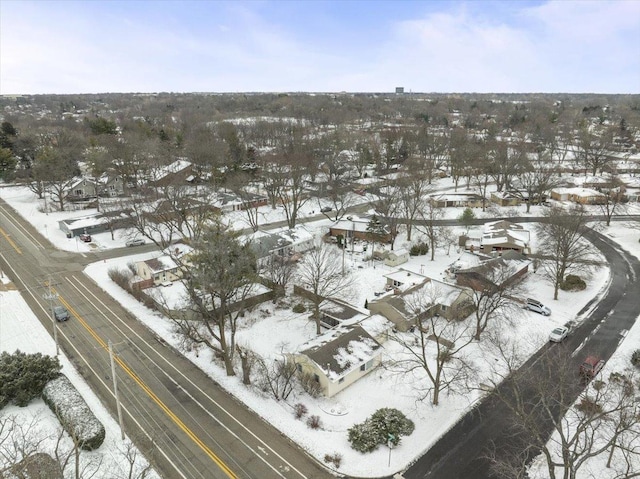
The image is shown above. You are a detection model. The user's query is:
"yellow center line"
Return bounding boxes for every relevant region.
[56,292,239,479]
[0,227,22,255]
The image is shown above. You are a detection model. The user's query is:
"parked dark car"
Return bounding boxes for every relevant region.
[53,306,70,322]
[580,355,604,380]
[79,234,92,242]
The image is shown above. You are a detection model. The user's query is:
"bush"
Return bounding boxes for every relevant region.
[0,350,61,408]
[576,396,603,416]
[292,303,306,314]
[306,415,321,429]
[42,375,106,451]
[347,408,415,453]
[108,267,130,289]
[298,372,322,398]
[560,274,586,291]
[323,452,342,469]
[294,403,308,419]
[631,349,640,367]
[409,242,429,256]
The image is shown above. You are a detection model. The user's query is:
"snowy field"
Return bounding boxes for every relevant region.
[1,183,640,478]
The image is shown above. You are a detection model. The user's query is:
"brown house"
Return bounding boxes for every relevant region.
[328,215,392,244]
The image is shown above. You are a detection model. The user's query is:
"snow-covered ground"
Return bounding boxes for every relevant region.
[1,183,639,478]
[0,279,159,478]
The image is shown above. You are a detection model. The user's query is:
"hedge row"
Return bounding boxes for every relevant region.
[42,375,105,451]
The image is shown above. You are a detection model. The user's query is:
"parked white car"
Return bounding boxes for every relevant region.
[126,238,146,247]
[549,326,569,342]
[525,298,551,316]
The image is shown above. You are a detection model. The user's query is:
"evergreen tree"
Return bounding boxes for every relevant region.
[0,350,61,408]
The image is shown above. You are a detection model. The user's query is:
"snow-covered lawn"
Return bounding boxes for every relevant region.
[1,183,639,478]
[0,283,158,478]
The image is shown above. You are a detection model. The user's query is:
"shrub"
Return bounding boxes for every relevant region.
[409,242,429,256]
[306,415,321,429]
[576,396,603,416]
[294,403,308,419]
[0,350,61,408]
[292,303,306,314]
[347,408,415,453]
[323,452,342,469]
[298,372,322,398]
[42,375,105,450]
[108,267,130,289]
[560,274,586,291]
[631,349,640,367]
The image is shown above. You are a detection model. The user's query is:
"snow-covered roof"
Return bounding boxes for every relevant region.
[149,159,192,182]
[300,325,382,380]
[404,278,466,307]
[384,268,428,289]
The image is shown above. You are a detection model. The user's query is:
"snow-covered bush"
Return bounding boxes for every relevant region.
[347,408,415,453]
[0,350,61,408]
[42,375,105,451]
[560,274,587,291]
[631,349,640,367]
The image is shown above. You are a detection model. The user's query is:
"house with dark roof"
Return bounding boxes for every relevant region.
[480,220,530,255]
[290,324,383,397]
[369,275,474,331]
[454,250,530,292]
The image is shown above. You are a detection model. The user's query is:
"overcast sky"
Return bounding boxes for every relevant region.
[1,0,639,95]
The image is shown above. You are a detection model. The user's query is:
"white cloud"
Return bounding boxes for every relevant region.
[0,1,638,94]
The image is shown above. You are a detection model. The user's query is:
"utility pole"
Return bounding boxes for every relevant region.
[46,275,60,356]
[109,340,125,441]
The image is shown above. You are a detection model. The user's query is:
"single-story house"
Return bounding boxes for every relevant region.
[368,277,474,330]
[328,215,392,244]
[290,324,383,397]
[384,248,409,267]
[550,187,606,205]
[455,251,530,292]
[58,215,108,238]
[480,221,530,255]
[148,159,196,187]
[213,191,268,213]
[248,225,315,266]
[67,177,98,200]
[318,298,370,329]
[135,243,194,287]
[383,268,428,291]
[428,193,484,208]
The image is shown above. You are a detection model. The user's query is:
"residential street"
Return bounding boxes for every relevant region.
[2,194,640,479]
[403,227,640,479]
[0,198,332,479]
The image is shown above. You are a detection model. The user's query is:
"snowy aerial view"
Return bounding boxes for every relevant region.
[1,2,640,479]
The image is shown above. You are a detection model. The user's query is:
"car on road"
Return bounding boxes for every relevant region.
[126,238,146,247]
[549,326,569,342]
[320,206,333,213]
[79,234,92,242]
[525,298,551,316]
[53,306,70,322]
[580,355,605,380]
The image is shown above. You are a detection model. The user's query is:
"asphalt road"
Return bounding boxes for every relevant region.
[1,196,639,479]
[401,227,640,479]
[0,199,332,479]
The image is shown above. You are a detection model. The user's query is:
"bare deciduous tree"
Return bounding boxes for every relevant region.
[535,205,597,300]
[295,243,354,335]
[487,350,640,479]
[167,221,258,376]
[386,285,475,405]
[465,263,525,340]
